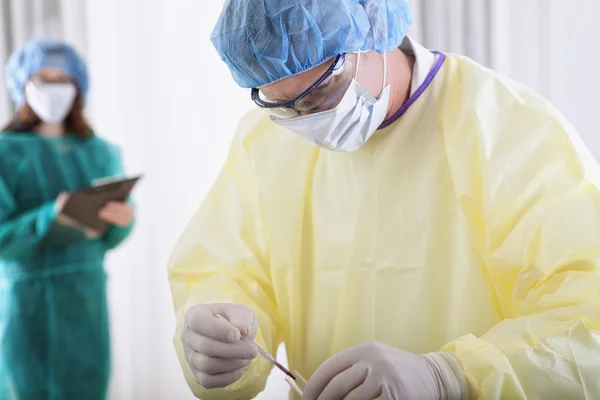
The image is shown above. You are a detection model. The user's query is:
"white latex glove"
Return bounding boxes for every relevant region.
[303,342,466,400]
[182,303,259,389]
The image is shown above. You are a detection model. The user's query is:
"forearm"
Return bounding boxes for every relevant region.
[0,201,57,258]
[40,218,90,247]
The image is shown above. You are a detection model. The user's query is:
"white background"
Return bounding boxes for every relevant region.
[1,1,599,399]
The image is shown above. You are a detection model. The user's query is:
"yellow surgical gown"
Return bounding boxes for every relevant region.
[169,54,600,400]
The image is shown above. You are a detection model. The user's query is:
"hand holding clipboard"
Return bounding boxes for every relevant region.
[58,176,142,235]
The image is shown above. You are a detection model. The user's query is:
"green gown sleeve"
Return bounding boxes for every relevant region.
[0,163,59,258]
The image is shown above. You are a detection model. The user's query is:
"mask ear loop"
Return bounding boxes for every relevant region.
[355,51,361,79]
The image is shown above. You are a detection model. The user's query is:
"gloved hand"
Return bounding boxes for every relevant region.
[182,303,259,389]
[303,342,466,400]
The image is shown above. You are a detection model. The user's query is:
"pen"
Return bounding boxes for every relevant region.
[214,314,297,380]
[253,342,296,380]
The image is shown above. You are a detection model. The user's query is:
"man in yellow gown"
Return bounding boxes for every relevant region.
[169,0,600,398]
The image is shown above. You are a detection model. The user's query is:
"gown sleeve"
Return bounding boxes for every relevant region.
[0,155,59,258]
[168,116,281,400]
[444,107,600,399]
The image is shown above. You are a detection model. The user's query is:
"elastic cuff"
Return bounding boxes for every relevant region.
[424,352,466,400]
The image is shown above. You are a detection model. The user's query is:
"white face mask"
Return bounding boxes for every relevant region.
[272,53,390,152]
[25,81,77,125]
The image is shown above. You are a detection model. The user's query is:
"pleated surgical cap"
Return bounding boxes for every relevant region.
[211,0,412,88]
[5,39,89,107]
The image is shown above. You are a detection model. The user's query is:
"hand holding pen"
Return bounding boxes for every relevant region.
[182,303,305,395]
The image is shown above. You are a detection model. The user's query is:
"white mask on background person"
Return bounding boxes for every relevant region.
[272,53,390,152]
[24,81,77,124]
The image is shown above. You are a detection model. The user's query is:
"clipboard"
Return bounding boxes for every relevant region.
[61,175,142,233]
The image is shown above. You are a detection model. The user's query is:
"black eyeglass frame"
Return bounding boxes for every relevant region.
[251,53,347,113]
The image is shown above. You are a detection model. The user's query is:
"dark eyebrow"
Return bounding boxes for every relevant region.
[310,79,332,94]
[269,75,335,103]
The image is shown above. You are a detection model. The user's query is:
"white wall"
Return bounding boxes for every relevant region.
[501,0,600,156]
[409,0,600,155]
[543,1,600,156]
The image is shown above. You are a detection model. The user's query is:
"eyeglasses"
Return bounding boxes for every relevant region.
[251,54,353,119]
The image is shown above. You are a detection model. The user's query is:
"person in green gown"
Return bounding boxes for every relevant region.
[0,39,135,400]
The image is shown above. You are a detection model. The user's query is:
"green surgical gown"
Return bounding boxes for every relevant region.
[0,132,134,400]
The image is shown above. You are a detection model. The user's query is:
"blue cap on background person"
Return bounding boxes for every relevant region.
[211,0,412,88]
[5,39,89,107]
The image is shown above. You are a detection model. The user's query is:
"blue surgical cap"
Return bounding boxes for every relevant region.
[211,0,412,88]
[5,39,89,107]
